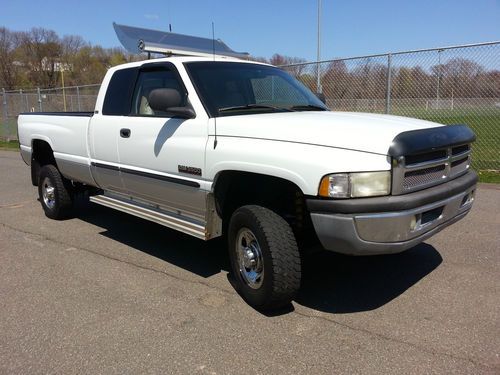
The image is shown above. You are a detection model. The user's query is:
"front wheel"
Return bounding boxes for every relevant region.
[38,164,74,219]
[228,205,301,310]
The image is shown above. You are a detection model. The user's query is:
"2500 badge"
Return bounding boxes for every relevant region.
[178,165,202,176]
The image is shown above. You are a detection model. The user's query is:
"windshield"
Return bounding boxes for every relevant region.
[185,62,329,117]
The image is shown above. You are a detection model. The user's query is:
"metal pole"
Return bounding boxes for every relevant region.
[76,85,81,111]
[19,89,23,112]
[37,87,42,112]
[436,49,442,110]
[2,88,7,124]
[385,53,392,114]
[61,68,67,111]
[316,0,322,93]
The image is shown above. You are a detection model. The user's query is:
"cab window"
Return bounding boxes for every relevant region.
[102,67,138,115]
[131,67,186,116]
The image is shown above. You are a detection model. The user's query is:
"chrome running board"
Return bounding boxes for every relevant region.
[90,194,207,240]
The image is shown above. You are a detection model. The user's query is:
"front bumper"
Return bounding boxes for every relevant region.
[307,171,478,255]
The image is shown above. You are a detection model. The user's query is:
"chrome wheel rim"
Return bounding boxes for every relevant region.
[41,177,56,209]
[235,228,264,289]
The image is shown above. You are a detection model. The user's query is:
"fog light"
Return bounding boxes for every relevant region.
[410,215,418,231]
[461,190,475,207]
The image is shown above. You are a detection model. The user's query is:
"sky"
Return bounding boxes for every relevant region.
[1,0,499,61]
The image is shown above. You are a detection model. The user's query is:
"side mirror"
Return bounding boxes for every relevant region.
[315,92,326,104]
[148,88,196,119]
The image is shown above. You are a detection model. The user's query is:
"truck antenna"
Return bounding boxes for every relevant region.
[212,21,218,149]
[211,22,216,61]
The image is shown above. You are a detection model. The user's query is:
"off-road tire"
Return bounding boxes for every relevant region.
[38,164,73,219]
[228,205,301,310]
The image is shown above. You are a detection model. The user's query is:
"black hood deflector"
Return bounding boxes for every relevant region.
[388,124,476,157]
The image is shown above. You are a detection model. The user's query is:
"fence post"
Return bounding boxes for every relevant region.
[37,87,42,112]
[19,89,24,112]
[436,49,442,110]
[2,88,7,125]
[76,85,81,111]
[385,53,392,114]
[0,88,7,138]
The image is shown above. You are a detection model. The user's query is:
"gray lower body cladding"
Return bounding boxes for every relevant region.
[20,146,31,165]
[307,171,478,255]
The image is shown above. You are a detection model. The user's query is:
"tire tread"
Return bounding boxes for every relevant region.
[38,164,73,219]
[231,205,301,310]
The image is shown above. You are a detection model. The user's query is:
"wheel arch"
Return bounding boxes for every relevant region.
[30,138,58,186]
[213,170,305,214]
[211,169,316,243]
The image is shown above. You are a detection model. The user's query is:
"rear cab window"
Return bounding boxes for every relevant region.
[102,67,138,115]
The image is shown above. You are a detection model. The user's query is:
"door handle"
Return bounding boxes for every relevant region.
[120,128,131,138]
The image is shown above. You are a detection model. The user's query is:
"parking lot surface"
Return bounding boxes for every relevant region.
[0,150,499,374]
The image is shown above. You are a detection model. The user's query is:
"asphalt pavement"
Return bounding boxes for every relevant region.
[0,150,499,374]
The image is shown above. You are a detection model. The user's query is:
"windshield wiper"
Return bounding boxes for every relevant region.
[218,104,292,113]
[288,104,329,111]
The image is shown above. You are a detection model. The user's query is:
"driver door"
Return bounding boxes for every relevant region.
[116,63,208,222]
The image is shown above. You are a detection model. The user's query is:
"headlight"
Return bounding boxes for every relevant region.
[319,171,391,198]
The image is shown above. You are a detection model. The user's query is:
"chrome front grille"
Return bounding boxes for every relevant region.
[392,144,471,195]
[403,165,446,189]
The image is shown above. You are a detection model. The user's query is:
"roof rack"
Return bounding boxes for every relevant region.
[113,23,249,59]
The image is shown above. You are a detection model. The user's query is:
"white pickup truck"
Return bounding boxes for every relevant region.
[18,56,477,310]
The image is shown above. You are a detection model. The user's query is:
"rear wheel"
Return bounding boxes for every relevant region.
[38,164,73,219]
[228,205,301,310]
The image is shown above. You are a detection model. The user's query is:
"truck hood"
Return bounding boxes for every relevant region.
[215,111,443,155]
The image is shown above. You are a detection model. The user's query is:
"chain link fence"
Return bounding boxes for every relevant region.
[281,41,499,171]
[1,84,100,141]
[1,42,498,171]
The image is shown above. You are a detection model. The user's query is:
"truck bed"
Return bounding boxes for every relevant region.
[18,112,95,184]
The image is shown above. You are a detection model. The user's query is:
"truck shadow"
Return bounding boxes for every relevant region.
[295,245,442,313]
[77,203,228,278]
[77,203,442,315]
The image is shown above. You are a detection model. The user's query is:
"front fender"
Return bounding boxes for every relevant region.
[206,137,391,196]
